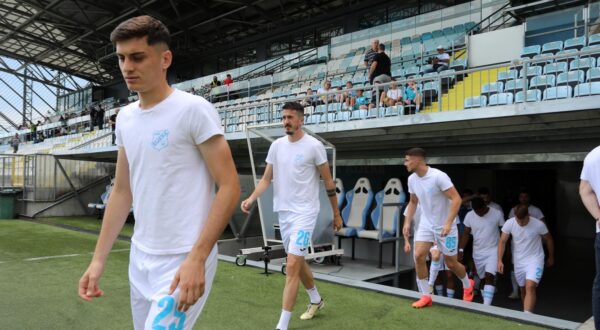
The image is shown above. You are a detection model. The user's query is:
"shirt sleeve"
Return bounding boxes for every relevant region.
[407,176,414,194]
[437,171,454,192]
[501,219,512,235]
[115,110,124,147]
[497,213,506,227]
[537,220,549,235]
[265,141,276,165]
[189,98,223,145]
[463,212,472,228]
[314,142,328,166]
[581,156,590,180]
[508,207,515,219]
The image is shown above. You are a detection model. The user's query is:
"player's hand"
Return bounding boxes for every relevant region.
[333,214,343,231]
[497,261,504,274]
[79,260,105,301]
[169,257,206,312]
[403,241,411,254]
[440,223,452,237]
[546,256,554,268]
[240,197,254,214]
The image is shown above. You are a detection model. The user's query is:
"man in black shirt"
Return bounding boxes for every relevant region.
[369,43,391,85]
[109,108,119,145]
[96,105,105,130]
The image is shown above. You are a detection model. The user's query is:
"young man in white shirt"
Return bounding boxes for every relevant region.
[78,16,241,330]
[498,205,554,313]
[459,197,505,305]
[580,145,600,329]
[508,191,545,221]
[241,101,342,330]
[402,147,474,308]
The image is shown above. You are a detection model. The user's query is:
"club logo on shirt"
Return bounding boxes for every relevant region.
[294,153,304,166]
[151,129,169,151]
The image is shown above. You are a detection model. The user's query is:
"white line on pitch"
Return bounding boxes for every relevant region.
[23,249,130,262]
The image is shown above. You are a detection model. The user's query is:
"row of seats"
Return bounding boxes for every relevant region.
[521,34,600,58]
[464,82,600,108]
[482,68,600,94]
[335,177,407,268]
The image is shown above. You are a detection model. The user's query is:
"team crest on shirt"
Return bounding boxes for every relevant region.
[151,129,169,151]
[294,153,304,166]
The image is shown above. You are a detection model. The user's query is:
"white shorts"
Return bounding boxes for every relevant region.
[415,224,459,256]
[514,261,544,287]
[473,253,498,279]
[129,244,218,330]
[278,211,317,257]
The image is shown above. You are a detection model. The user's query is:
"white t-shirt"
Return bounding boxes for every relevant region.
[464,207,505,259]
[436,52,450,62]
[386,89,401,100]
[115,89,223,255]
[266,134,328,214]
[508,204,544,220]
[407,167,456,229]
[581,145,600,232]
[501,217,548,266]
[488,201,503,213]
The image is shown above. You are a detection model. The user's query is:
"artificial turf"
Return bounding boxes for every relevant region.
[0,219,541,329]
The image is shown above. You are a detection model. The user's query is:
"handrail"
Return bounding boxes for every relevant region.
[70,131,113,150]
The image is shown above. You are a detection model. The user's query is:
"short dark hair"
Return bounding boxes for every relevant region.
[471,197,485,211]
[478,187,490,195]
[515,204,529,219]
[379,43,386,51]
[405,147,426,158]
[282,102,304,115]
[462,188,474,196]
[110,15,170,47]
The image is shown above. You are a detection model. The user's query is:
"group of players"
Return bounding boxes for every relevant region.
[402,149,554,314]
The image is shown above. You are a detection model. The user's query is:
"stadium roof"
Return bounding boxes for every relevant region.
[0,0,367,85]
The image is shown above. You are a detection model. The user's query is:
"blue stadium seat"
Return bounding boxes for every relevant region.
[464,21,477,31]
[453,23,465,34]
[564,36,586,50]
[553,49,578,63]
[464,95,487,108]
[543,62,568,75]
[543,86,572,100]
[419,64,434,74]
[521,45,541,58]
[515,89,542,103]
[589,33,600,46]
[488,92,514,106]
[350,109,368,120]
[557,70,585,87]
[336,178,374,259]
[588,67,600,82]
[574,82,600,96]
[541,41,563,54]
[581,45,600,59]
[305,114,320,125]
[481,82,504,95]
[520,66,543,78]
[443,27,454,36]
[400,37,412,45]
[367,107,384,118]
[432,30,444,39]
[504,78,528,92]
[570,57,596,71]
[450,58,467,71]
[335,111,351,122]
[404,66,420,77]
[497,69,518,82]
[530,74,556,91]
[384,106,401,116]
[320,113,335,123]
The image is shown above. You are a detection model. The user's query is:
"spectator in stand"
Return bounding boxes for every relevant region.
[424,46,451,73]
[11,133,19,154]
[380,80,402,107]
[210,76,221,88]
[89,105,98,130]
[342,81,357,109]
[364,39,379,69]
[403,80,422,114]
[354,89,371,110]
[369,43,392,85]
[109,108,120,145]
[301,88,317,107]
[223,74,233,86]
[317,81,334,104]
[96,105,105,130]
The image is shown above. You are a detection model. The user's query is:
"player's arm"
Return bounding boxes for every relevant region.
[497,232,510,274]
[79,147,132,301]
[458,226,471,262]
[441,186,461,236]
[402,193,419,238]
[241,163,273,213]
[318,162,342,231]
[542,232,555,267]
[170,135,241,312]
[580,180,600,225]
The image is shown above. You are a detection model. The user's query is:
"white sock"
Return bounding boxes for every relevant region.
[429,260,442,286]
[460,275,471,289]
[446,288,455,298]
[510,271,519,294]
[418,278,431,296]
[524,310,533,314]
[306,287,321,304]
[276,310,292,330]
[435,284,444,296]
[483,285,495,305]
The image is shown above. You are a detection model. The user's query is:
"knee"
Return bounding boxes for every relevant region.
[285,256,304,277]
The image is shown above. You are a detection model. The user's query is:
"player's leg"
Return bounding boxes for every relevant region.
[413,237,434,308]
[129,245,152,330]
[514,264,527,311]
[144,246,218,330]
[429,246,443,295]
[436,227,473,301]
[523,263,544,313]
[445,268,456,298]
[481,254,498,306]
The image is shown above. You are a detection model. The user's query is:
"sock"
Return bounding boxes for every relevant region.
[276,310,292,330]
[418,278,431,296]
[306,287,321,304]
[446,288,455,298]
[510,271,519,295]
[429,260,442,286]
[435,284,444,296]
[524,310,532,314]
[483,285,495,305]
[460,274,471,289]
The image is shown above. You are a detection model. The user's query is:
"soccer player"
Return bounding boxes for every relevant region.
[241,101,342,330]
[498,205,554,313]
[459,197,505,305]
[402,147,474,308]
[78,16,241,330]
[428,245,456,298]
